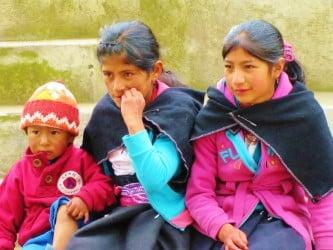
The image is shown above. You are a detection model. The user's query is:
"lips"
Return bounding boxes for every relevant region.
[233,89,249,95]
[112,94,122,101]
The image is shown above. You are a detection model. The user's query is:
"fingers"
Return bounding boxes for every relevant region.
[122,88,141,100]
[66,204,81,219]
[233,230,248,250]
[224,241,248,250]
[83,212,90,224]
[72,211,83,221]
[120,88,145,113]
[67,207,89,222]
[238,230,248,247]
[66,197,89,222]
[223,229,248,250]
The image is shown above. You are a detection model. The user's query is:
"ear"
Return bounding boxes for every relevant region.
[273,57,286,79]
[152,60,163,80]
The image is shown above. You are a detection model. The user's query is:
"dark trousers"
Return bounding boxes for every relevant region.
[66,204,190,250]
[190,211,305,250]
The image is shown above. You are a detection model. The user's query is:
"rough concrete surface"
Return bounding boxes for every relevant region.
[0,0,333,105]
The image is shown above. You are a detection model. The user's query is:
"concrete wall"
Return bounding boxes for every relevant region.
[0,0,333,105]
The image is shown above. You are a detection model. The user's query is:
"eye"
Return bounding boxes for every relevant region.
[245,64,255,69]
[28,128,40,135]
[32,130,39,135]
[123,71,133,78]
[102,71,112,78]
[50,130,60,135]
[224,64,232,69]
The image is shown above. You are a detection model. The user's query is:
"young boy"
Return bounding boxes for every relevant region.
[0,81,116,250]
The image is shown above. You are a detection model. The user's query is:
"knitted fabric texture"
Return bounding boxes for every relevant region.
[20,81,80,136]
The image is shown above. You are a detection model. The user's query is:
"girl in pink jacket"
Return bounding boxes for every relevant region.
[186,20,333,250]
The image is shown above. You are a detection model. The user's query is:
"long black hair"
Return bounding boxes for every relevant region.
[222,20,305,84]
[96,20,186,87]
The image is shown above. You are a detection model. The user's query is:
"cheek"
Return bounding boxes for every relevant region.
[249,74,268,88]
[102,78,111,88]
[27,135,37,144]
[129,81,143,89]
[53,141,70,154]
[28,139,39,153]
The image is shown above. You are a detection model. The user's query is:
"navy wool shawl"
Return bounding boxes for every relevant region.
[191,82,333,201]
[82,87,204,190]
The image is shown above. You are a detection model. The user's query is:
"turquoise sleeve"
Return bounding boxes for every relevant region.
[122,130,181,192]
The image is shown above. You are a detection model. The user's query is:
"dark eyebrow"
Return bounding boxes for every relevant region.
[224,58,256,64]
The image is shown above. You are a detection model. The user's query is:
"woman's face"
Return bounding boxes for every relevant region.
[101,54,160,108]
[223,46,283,107]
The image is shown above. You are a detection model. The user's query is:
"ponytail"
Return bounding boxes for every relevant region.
[158,70,188,87]
[284,59,305,84]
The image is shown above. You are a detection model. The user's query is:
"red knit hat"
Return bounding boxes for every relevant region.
[20,81,80,136]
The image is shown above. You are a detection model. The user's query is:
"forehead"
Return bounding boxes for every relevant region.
[101,53,138,70]
[224,46,261,63]
[27,125,66,133]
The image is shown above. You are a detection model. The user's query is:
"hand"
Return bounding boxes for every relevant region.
[66,197,90,224]
[120,88,145,134]
[218,223,248,250]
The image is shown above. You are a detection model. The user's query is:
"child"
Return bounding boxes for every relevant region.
[185,20,333,250]
[0,81,116,250]
[65,20,204,249]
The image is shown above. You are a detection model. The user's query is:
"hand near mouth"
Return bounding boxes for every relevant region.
[120,88,146,135]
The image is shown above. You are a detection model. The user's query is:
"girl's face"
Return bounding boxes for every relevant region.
[27,126,74,160]
[224,46,283,107]
[101,54,162,108]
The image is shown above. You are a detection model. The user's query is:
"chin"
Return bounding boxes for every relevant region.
[111,97,121,108]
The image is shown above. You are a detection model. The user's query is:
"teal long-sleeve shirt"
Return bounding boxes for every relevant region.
[122,129,188,228]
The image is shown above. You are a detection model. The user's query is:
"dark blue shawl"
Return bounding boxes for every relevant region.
[82,87,204,190]
[192,82,333,201]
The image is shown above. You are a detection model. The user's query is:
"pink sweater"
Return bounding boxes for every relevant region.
[0,145,115,249]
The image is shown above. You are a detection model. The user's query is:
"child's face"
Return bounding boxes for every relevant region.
[224,46,282,107]
[27,125,74,160]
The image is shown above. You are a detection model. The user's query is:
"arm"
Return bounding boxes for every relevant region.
[0,169,23,249]
[120,87,181,191]
[75,152,116,212]
[308,191,333,249]
[185,135,235,239]
[123,130,180,192]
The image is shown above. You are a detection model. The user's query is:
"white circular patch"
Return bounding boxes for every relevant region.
[57,171,83,195]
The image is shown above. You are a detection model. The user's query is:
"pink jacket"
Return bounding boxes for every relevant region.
[185,74,333,250]
[0,144,115,249]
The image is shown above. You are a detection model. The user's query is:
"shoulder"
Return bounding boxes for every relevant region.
[71,146,91,157]
[165,87,205,102]
[1,156,27,186]
[153,87,205,112]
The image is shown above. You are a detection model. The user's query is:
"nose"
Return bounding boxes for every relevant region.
[39,133,49,145]
[112,77,125,92]
[231,69,245,85]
